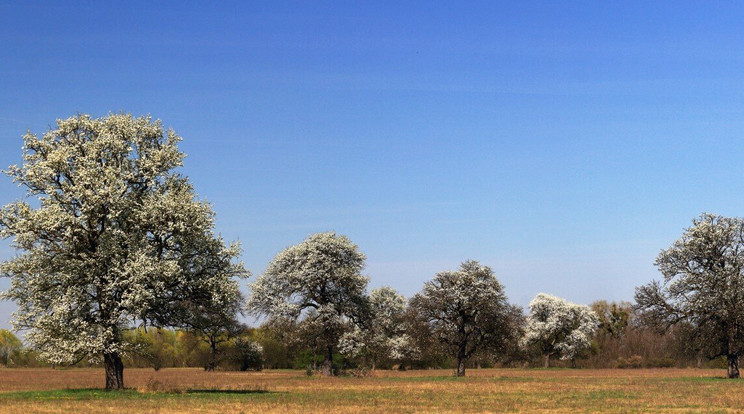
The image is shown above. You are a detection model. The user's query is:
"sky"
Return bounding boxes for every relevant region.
[1,1,744,331]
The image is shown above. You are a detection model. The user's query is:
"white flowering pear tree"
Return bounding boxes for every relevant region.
[0,114,246,390]
[635,213,744,378]
[338,286,418,369]
[523,293,598,367]
[409,260,521,377]
[247,232,369,376]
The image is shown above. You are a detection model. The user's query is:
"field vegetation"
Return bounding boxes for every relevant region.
[1,367,744,413]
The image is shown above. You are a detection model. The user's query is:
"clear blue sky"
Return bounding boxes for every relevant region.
[2,1,744,330]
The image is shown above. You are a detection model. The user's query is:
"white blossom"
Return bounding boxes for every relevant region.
[0,114,246,388]
[247,232,368,375]
[636,213,744,378]
[337,286,419,366]
[523,293,598,366]
[410,260,521,376]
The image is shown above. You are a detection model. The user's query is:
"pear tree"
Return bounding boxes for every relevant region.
[636,213,744,378]
[247,232,369,376]
[409,260,521,377]
[522,293,598,368]
[0,114,246,389]
[338,286,418,369]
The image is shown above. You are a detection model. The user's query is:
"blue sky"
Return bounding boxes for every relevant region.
[1,1,744,330]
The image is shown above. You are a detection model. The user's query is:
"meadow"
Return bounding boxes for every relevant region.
[1,368,744,413]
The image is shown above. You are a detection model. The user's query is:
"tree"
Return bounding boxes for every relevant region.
[124,327,178,370]
[409,260,521,377]
[180,290,245,372]
[523,293,598,368]
[0,329,23,367]
[247,232,369,376]
[591,300,632,339]
[338,286,418,369]
[588,300,633,367]
[0,114,246,389]
[635,213,744,378]
[226,334,264,371]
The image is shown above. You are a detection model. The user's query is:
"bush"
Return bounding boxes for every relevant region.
[616,355,643,368]
[224,337,263,371]
[648,357,676,368]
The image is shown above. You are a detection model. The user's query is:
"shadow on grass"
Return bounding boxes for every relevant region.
[185,389,271,394]
[0,387,277,401]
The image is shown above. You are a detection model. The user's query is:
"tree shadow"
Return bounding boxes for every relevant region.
[185,389,272,394]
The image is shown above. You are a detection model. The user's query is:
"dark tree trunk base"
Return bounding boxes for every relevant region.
[728,354,740,378]
[321,345,334,376]
[456,358,466,377]
[104,352,124,390]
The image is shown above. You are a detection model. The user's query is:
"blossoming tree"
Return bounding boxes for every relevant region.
[635,213,744,378]
[338,286,418,369]
[523,293,598,367]
[247,232,369,376]
[0,114,246,389]
[409,260,522,377]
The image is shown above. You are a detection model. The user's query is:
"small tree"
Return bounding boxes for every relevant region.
[227,335,264,371]
[247,232,369,376]
[409,260,521,377]
[124,328,178,370]
[338,286,418,369]
[591,300,632,339]
[635,213,744,378]
[523,293,598,368]
[0,329,23,367]
[180,290,245,372]
[0,114,246,389]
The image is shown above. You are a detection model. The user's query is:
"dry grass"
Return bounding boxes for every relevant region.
[1,367,744,413]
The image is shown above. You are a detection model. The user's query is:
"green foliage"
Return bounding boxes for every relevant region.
[0,329,23,367]
[123,328,178,370]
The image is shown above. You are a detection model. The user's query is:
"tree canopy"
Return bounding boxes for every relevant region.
[409,260,521,376]
[523,293,598,368]
[635,213,744,378]
[0,114,246,389]
[247,231,369,375]
[338,286,418,369]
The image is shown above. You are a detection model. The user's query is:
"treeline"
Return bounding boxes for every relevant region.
[0,300,725,372]
[1,224,737,375]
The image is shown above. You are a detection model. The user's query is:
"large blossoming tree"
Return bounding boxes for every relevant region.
[0,114,246,390]
[522,293,598,368]
[635,213,744,378]
[247,232,369,376]
[409,260,522,377]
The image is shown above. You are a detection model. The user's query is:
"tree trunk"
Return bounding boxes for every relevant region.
[321,345,333,376]
[104,352,124,390]
[456,337,468,377]
[543,353,550,368]
[727,354,740,378]
[456,357,466,377]
[206,337,217,372]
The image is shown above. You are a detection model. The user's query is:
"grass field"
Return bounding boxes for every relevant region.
[1,367,744,413]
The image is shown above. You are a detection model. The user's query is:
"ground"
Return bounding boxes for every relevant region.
[1,367,743,413]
